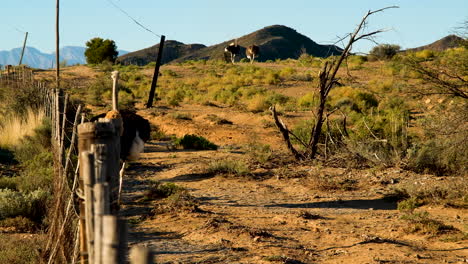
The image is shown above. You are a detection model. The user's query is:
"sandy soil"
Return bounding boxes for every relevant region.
[31,64,467,263]
[118,104,467,264]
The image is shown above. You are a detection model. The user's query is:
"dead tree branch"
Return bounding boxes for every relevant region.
[272,6,398,160]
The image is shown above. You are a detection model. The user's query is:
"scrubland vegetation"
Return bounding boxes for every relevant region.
[0,42,466,262]
[78,45,467,175]
[0,82,54,262]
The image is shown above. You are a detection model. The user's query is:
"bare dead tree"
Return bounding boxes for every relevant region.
[271,6,398,160]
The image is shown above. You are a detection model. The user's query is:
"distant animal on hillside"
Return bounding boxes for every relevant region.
[224,40,240,64]
[246,45,260,63]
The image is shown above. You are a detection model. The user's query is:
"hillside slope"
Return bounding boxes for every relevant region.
[118,25,342,65]
[174,25,342,63]
[406,34,465,52]
[116,41,206,65]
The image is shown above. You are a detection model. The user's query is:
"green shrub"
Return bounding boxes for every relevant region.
[0,216,37,233]
[0,189,49,222]
[401,211,457,236]
[17,152,53,192]
[169,112,192,120]
[175,134,218,150]
[397,197,422,213]
[369,44,401,60]
[415,49,435,60]
[246,94,269,113]
[0,82,47,117]
[247,143,272,164]
[297,92,318,109]
[291,119,315,148]
[143,182,184,201]
[87,75,112,106]
[355,92,379,111]
[207,159,250,176]
[266,93,290,106]
[408,105,467,175]
[0,177,18,191]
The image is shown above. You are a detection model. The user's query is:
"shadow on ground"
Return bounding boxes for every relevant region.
[163,172,216,182]
[264,198,397,210]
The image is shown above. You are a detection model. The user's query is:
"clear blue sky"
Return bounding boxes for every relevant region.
[2,0,467,54]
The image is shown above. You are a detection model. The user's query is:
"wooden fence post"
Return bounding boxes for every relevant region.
[118,219,128,264]
[82,151,95,263]
[146,35,165,108]
[78,121,120,213]
[102,215,118,264]
[130,246,153,264]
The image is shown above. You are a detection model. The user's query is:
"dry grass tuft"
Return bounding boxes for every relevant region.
[0,108,45,149]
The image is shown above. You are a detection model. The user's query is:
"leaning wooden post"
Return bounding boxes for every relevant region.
[18,32,28,66]
[146,35,165,108]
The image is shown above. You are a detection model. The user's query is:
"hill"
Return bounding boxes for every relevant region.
[406,34,465,52]
[116,41,206,66]
[118,25,342,65]
[176,25,342,63]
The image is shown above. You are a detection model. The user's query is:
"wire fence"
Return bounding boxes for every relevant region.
[3,67,153,263]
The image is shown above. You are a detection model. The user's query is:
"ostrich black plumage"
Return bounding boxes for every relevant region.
[224,40,240,63]
[90,109,151,161]
[91,71,151,206]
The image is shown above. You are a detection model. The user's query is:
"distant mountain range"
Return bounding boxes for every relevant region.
[0,46,128,69]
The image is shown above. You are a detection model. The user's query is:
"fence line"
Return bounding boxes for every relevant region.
[2,68,153,263]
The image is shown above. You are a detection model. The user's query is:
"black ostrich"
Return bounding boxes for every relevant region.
[224,40,240,63]
[90,109,151,161]
[91,71,151,204]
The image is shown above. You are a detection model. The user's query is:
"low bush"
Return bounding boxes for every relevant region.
[0,189,49,222]
[169,112,192,120]
[0,176,18,191]
[369,44,401,60]
[207,159,250,176]
[0,216,37,233]
[397,197,422,213]
[175,134,218,150]
[143,182,184,201]
[401,211,457,236]
[247,143,272,164]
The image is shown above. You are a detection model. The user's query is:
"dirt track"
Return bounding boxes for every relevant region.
[119,105,468,264]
